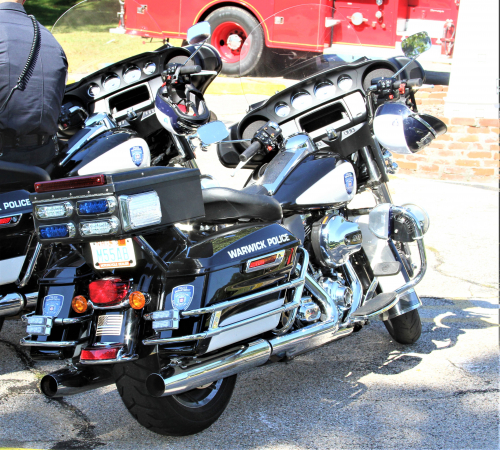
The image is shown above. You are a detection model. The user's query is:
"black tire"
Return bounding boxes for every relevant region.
[206,7,264,76]
[114,355,237,436]
[383,308,422,345]
[0,317,4,333]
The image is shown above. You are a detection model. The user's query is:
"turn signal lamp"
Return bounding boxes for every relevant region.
[71,296,88,314]
[81,346,121,361]
[35,174,106,193]
[129,291,146,310]
[89,278,130,306]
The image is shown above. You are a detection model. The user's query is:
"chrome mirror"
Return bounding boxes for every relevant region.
[196,121,229,147]
[401,31,432,58]
[187,22,211,45]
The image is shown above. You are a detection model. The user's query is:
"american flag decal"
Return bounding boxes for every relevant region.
[96,314,123,336]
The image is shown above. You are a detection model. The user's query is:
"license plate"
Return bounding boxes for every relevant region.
[90,238,136,269]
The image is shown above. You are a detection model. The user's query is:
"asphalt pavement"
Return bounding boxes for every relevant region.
[0,95,498,450]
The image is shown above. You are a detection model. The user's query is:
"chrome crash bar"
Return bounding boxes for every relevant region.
[142,248,309,345]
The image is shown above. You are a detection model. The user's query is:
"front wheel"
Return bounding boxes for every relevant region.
[206,7,264,76]
[114,355,237,436]
[383,308,422,345]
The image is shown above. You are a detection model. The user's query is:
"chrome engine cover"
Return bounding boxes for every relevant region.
[318,277,353,309]
[311,214,362,267]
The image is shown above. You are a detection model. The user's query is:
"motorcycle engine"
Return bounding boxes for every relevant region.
[311,214,362,267]
[318,276,353,310]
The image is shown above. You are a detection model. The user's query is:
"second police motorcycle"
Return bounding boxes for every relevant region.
[19,2,446,436]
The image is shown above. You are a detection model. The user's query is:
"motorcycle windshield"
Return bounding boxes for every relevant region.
[52,0,167,84]
[239,4,363,107]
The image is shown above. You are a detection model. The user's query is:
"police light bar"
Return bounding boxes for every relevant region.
[35,174,106,193]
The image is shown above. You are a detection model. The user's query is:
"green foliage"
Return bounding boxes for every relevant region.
[25,0,83,27]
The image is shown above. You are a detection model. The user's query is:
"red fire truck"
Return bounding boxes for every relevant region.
[119,0,459,75]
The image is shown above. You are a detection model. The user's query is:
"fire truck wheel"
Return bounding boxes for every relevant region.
[206,7,264,76]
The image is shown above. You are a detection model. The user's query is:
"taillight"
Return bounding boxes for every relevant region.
[245,250,285,273]
[286,247,296,265]
[248,254,280,269]
[34,174,106,193]
[89,278,130,306]
[0,215,21,226]
[81,346,121,361]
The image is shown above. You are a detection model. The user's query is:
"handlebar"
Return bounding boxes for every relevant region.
[239,140,262,162]
[393,78,423,89]
[179,65,202,75]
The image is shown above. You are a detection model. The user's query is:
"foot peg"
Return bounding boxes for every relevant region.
[372,262,401,277]
[351,292,399,319]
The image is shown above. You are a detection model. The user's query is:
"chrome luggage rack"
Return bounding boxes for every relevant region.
[20,312,93,347]
[142,248,309,346]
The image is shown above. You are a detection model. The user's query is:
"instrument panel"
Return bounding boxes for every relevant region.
[238,59,398,143]
[63,46,210,121]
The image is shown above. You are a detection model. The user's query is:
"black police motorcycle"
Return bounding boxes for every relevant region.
[0,0,217,330]
[20,2,446,437]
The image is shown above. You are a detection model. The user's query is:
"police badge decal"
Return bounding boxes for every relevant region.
[43,294,64,317]
[130,146,144,167]
[171,285,194,311]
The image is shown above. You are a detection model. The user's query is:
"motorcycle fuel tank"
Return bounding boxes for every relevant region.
[55,129,150,178]
[273,151,356,212]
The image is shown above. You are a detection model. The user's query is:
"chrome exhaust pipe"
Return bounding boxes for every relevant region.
[0,292,38,318]
[145,259,363,398]
[146,339,271,397]
[269,321,352,361]
[40,366,114,398]
[0,293,24,317]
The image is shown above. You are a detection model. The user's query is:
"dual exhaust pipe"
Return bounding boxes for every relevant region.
[42,323,353,399]
[42,274,358,399]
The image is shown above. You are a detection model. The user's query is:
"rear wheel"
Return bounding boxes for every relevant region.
[114,355,237,436]
[206,7,264,76]
[383,308,422,344]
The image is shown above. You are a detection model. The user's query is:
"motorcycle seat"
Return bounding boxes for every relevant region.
[0,161,50,192]
[201,187,282,224]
